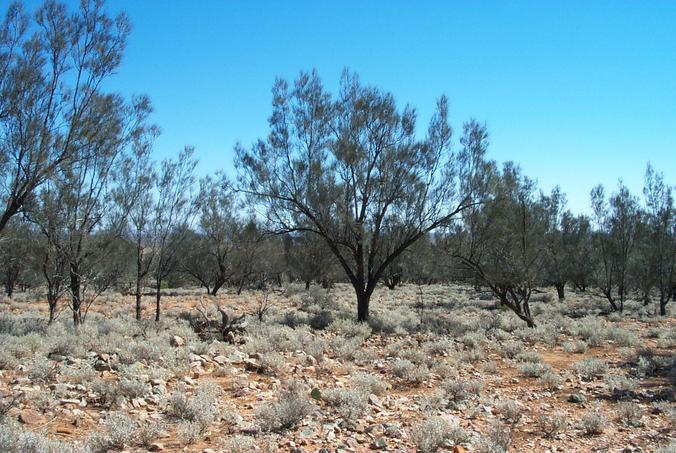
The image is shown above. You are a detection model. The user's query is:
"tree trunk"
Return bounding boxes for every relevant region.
[70,264,82,326]
[48,296,57,324]
[5,281,13,298]
[659,295,668,316]
[135,240,143,321]
[135,290,142,321]
[555,283,565,300]
[305,280,311,290]
[355,285,374,322]
[155,278,161,322]
[212,277,226,296]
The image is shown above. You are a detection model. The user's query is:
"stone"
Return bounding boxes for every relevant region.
[454,446,467,453]
[170,336,185,347]
[213,355,228,365]
[368,394,383,407]
[567,393,586,403]
[148,443,164,451]
[371,437,387,449]
[18,409,47,425]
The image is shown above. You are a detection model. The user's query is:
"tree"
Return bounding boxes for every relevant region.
[638,164,675,315]
[236,70,486,321]
[0,219,37,297]
[541,188,580,300]
[566,214,594,293]
[28,93,151,326]
[590,182,641,312]
[228,219,266,295]
[151,147,197,321]
[0,0,132,234]
[449,162,548,327]
[181,174,236,296]
[284,231,339,290]
[126,130,158,320]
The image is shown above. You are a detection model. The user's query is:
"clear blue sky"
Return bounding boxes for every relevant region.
[21,0,676,213]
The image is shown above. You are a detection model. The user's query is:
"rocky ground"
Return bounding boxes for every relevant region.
[0,284,674,452]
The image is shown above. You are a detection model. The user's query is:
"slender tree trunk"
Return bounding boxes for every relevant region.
[135,239,143,320]
[659,295,668,316]
[70,263,82,326]
[155,277,161,322]
[135,287,142,321]
[305,280,311,290]
[555,283,565,300]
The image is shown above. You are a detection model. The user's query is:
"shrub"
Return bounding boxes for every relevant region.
[573,358,608,379]
[410,416,465,453]
[636,349,658,377]
[563,341,587,354]
[537,412,566,438]
[441,378,482,405]
[350,372,388,396]
[580,411,605,435]
[88,412,138,452]
[135,421,165,448]
[605,327,638,347]
[517,362,551,378]
[28,357,53,383]
[0,350,18,370]
[177,421,202,444]
[0,420,87,453]
[537,371,563,390]
[118,377,148,400]
[495,400,522,426]
[256,380,314,432]
[616,402,642,427]
[327,318,372,339]
[166,381,220,433]
[220,435,257,452]
[514,351,542,363]
[605,374,637,393]
[482,361,498,373]
[258,352,287,375]
[391,359,429,385]
[91,379,120,408]
[477,421,512,453]
[321,388,368,423]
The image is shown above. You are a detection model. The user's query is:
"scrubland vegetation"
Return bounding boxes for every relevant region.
[0,285,674,452]
[0,1,674,452]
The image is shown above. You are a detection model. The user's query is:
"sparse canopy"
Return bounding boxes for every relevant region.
[0,0,133,234]
[236,70,487,321]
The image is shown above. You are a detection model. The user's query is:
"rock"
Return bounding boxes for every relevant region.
[239,425,259,434]
[567,393,586,403]
[454,446,467,453]
[56,427,74,435]
[170,336,185,347]
[243,359,260,372]
[368,394,383,407]
[213,355,228,365]
[18,409,47,425]
[202,449,218,453]
[371,437,388,449]
[148,443,164,451]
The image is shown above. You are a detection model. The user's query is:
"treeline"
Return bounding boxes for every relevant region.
[0,1,673,328]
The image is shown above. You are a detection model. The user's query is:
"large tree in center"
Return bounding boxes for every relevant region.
[236,70,486,321]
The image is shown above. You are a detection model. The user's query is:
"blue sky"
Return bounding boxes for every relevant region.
[20,0,676,213]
